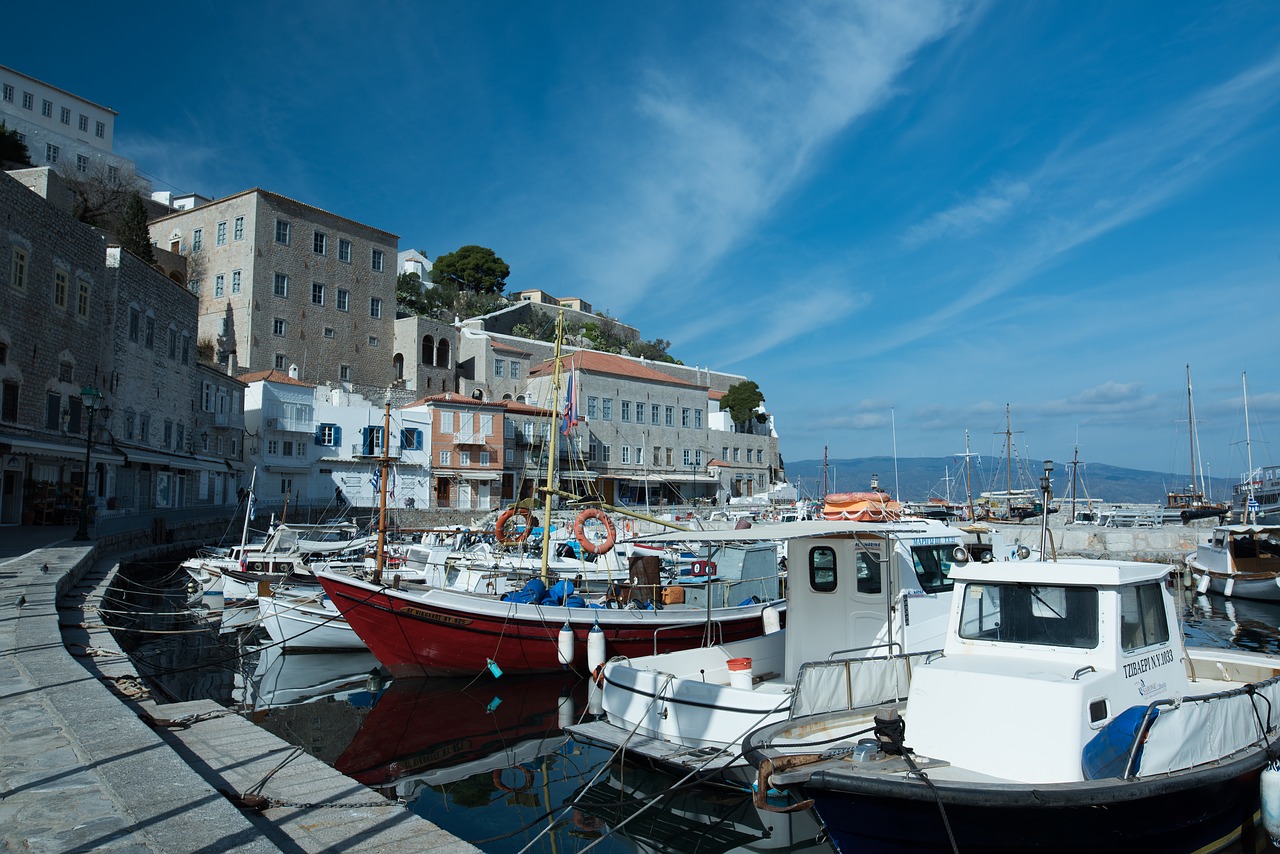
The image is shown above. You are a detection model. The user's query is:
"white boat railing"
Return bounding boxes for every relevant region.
[791,649,937,719]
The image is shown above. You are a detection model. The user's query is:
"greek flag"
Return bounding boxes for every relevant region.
[247,490,256,521]
[1249,497,1261,513]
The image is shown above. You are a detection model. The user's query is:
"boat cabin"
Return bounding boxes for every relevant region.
[905,558,1186,783]
[1197,524,1280,575]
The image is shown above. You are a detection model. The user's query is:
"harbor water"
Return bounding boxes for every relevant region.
[108,555,1280,854]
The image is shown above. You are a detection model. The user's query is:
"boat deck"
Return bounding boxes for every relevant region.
[568,718,748,774]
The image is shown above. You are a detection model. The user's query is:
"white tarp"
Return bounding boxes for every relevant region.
[792,655,916,718]
[1138,679,1280,776]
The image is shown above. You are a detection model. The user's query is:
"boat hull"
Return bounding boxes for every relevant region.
[796,764,1264,853]
[1188,566,1280,602]
[258,594,365,650]
[315,571,785,677]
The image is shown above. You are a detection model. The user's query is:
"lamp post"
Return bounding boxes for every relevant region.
[73,385,104,541]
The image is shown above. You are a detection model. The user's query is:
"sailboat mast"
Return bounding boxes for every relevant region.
[239,467,257,554]
[539,312,566,584]
[1185,365,1200,500]
[373,397,392,583]
[1244,371,1255,523]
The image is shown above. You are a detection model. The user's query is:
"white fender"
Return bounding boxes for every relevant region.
[557,622,575,668]
[1195,571,1212,595]
[1261,760,1280,845]
[587,622,606,673]
[762,604,782,635]
[1224,575,1235,598]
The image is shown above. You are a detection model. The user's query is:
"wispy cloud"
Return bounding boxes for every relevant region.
[901,179,1030,247]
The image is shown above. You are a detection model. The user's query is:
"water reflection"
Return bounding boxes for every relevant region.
[1180,587,1280,655]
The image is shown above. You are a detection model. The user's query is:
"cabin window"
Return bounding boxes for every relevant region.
[809,546,837,593]
[856,550,881,594]
[959,583,1099,648]
[910,544,957,594]
[1119,583,1169,652]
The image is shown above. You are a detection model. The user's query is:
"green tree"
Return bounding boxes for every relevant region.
[720,380,765,428]
[118,192,155,264]
[0,122,30,166]
[396,271,429,315]
[429,245,510,294]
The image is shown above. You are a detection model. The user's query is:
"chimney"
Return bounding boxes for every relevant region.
[226,352,237,377]
[288,363,299,380]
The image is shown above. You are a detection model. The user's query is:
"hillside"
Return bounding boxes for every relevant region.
[783,456,1237,506]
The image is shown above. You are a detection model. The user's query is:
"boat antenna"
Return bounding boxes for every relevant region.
[372,391,393,584]
[538,311,566,585]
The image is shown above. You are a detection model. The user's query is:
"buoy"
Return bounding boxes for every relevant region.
[1262,759,1280,845]
[496,507,535,543]
[587,622,606,673]
[557,621,575,668]
[558,686,575,729]
[762,604,782,635]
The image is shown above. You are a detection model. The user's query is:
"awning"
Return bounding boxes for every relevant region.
[436,470,501,481]
[560,471,598,481]
[115,448,187,467]
[0,434,127,464]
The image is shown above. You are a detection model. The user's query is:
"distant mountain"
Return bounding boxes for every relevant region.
[783,456,1236,506]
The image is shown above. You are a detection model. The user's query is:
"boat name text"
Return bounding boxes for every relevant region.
[1124,649,1174,679]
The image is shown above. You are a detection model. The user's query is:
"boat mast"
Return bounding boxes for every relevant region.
[1185,365,1200,503]
[372,395,392,584]
[238,467,257,554]
[822,445,828,499]
[957,430,977,522]
[1244,371,1256,524]
[538,312,566,585]
[1069,442,1080,522]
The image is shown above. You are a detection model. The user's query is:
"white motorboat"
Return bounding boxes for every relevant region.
[742,554,1280,852]
[1186,523,1280,601]
[567,516,977,776]
[258,586,366,650]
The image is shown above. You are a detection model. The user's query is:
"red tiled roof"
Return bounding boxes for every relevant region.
[491,341,532,356]
[238,369,315,388]
[529,350,701,387]
[400,392,504,409]
[708,389,726,400]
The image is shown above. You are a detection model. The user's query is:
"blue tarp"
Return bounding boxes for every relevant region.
[1082,705,1158,779]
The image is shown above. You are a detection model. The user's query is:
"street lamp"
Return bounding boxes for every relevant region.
[73,385,105,541]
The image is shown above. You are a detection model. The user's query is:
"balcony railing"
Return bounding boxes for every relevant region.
[265,417,312,434]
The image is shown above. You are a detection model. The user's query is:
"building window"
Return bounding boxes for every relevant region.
[59,106,70,124]
[41,99,52,118]
[683,448,692,466]
[602,444,612,463]
[460,450,471,466]
[1,85,11,102]
[216,221,227,245]
[505,448,514,463]
[336,289,349,312]
[733,447,741,462]
[339,364,351,382]
[338,239,351,263]
[665,406,674,427]
[214,274,224,297]
[681,407,690,427]
[45,392,61,430]
[369,297,382,318]
[188,278,199,295]
[163,420,173,449]
[273,318,286,337]
[192,228,202,252]
[693,410,704,429]
[231,270,241,293]
[139,414,149,444]
[274,352,286,369]
[282,440,294,457]
[78,114,88,131]
[267,440,278,455]
[21,91,33,110]
[76,154,88,173]
[666,448,674,466]
[602,398,613,421]
[620,400,631,422]
[1,380,18,422]
[722,446,729,460]
[586,397,598,419]
[318,423,340,445]
[233,216,244,240]
[479,450,490,466]
[652,405,661,426]
[128,307,140,341]
[621,446,631,464]
[311,282,324,305]
[371,249,384,271]
[313,231,326,254]
[323,327,335,339]
[77,281,89,318]
[107,165,117,184]
[439,450,452,466]
[167,329,176,359]
[181,334,190,364]
[368,336,379,347]
[494,360,504,378]
[510,361,519,379]
[275,219,291,245]
[53,270,68,308]
[95,121,105,139]
[273,272,288,297]
[45,143,58,164]
[144,317,155,349]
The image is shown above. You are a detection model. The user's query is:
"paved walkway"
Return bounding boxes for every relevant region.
[0,526,474,853]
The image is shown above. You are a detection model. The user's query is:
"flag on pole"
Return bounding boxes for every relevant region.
[561,359,579,435]
[247,489,256,521]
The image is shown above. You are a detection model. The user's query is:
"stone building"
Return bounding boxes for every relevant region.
[147,189,399,388]
[0,64,143,190]
[392,315,456,395]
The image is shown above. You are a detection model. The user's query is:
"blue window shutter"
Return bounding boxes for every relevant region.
[361,426,372,455]
[400,428,411,450]
[315,425,324,445]
[415,429,423,450]
[333,425,341,448]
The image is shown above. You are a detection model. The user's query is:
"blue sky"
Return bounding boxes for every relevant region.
[7,1,1280,485]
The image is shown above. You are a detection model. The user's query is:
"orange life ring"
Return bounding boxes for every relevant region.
[574,508,617,554]
[492,766,534,793]
[496,507,535,543]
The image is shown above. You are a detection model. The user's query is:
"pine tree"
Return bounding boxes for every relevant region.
[118,192,155,264]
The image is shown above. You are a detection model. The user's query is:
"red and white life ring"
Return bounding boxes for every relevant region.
[496,507,535,543]
[574,508,617,554]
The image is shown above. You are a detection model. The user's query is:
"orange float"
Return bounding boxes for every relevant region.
[574,508,617,554]
[496,507,535,543]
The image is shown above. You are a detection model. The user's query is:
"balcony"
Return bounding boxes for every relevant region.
[265,416,312,434]
[453,430,487,446]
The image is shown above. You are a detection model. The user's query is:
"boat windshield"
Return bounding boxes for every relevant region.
[959,583,1099,648]
[910,544,957,594]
